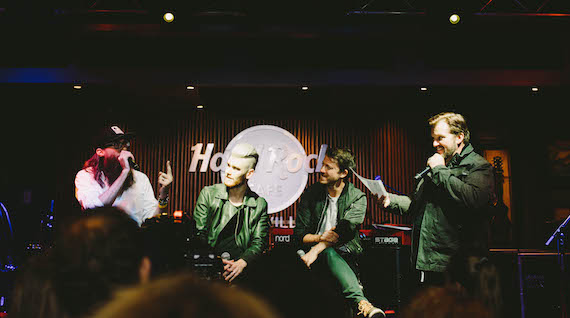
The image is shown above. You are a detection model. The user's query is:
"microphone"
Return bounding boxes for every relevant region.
[296,249,305,258]
[414,167,430,180]
[221,252,231,261]
[128,157,140,171]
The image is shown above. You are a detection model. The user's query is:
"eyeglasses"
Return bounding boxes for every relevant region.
[104,139,130,150]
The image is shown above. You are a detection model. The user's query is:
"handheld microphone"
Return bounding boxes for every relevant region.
[414,167,430,180]
[221,252,231,261]
[296,249,306,258]
[128,157,140,171]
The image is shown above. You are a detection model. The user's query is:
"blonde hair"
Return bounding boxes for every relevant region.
[230,143,259,169]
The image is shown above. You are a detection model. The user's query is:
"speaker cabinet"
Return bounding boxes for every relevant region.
[358,245,414,312]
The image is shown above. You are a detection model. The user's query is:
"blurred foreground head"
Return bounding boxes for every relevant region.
[54,206,148,318]
[91,271,281,318]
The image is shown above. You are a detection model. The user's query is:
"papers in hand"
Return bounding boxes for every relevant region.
[351,168,388,198]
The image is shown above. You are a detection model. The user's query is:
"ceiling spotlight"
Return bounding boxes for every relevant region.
[420,87,428,91]
[73,85,82,89]
[301,86,309,91]
[186,85,195,90]
[531,87,539,92]
[449,14,460,25]
[196,105,204,109]
[163,12,175,23]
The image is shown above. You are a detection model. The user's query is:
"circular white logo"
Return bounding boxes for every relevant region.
[222,125,308,214]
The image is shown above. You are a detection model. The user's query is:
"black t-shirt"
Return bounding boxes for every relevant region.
[214,204,243,260]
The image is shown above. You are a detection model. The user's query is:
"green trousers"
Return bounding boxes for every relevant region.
[316,247,367,308]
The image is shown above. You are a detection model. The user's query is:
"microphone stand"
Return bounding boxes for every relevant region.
[545,213,570,318]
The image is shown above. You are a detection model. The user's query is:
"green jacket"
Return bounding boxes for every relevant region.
[386,144,494,272]
[192,183,270,264]
[294,181,367,255]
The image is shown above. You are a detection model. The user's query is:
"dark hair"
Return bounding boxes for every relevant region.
[54,207,145,318]
[400,286,492,318]
[10,253,66,318]
[91,271,281,318]
[325,147,356,179]
[428,112,471,145]
[445,251,503,318]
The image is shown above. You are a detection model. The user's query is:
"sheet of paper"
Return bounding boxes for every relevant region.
[351,168,388,198]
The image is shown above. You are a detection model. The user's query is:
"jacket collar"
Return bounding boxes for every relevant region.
[450,143,474,166]
[214,184,258,208]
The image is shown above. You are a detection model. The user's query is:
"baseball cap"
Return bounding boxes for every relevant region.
[95,125,135,149]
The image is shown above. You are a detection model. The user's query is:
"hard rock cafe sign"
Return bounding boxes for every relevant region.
[189,125,327,214]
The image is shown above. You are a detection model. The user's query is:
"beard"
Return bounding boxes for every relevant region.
[224,174,247,189]
[102,155,123,185]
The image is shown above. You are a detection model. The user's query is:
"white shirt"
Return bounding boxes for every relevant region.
[318,194,339,235]
[75,168,158,226]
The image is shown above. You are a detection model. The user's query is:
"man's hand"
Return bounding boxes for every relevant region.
[158,161,173,193]
[222,258,247,282]
[301,250,319,269]
[377,194,390,208]
[118,150,135,171]
[320,228,339,245]
[427,153,445,169]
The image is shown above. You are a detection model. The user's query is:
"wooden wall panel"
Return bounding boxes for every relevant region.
[125,111,426,229]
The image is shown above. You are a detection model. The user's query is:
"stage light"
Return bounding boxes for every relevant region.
[449,13,460,24]
[301,86,309,91]
[197,105,204,109]
[73,85,82,89]
[163,12,174,23]
[420,87,428,91]
[531,87,539,92]
[186,85,195,90]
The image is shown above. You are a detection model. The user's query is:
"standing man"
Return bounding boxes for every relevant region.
[75,125,173,226]
[294,147,385,318]
[378,112,494,285]
[192,143,269,283]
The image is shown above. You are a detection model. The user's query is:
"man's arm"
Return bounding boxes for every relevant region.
[156,161,173,215]
[431,161,494,210]
[192,187,212,243]
[238,199,270,264]
[98,150,134,206]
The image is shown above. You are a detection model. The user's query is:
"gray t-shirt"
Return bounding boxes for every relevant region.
[318,194,339,235]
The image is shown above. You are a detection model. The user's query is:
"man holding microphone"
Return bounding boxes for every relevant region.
[378,112,495,286]
[75,125,173,226]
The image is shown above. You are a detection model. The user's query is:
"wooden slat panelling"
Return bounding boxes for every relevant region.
[119,111,426,229]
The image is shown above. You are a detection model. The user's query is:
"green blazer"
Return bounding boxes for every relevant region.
[192,183,270,264]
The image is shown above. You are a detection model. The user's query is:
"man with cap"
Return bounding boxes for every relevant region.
[75,125,173,226]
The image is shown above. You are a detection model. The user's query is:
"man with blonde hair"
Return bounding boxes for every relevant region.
[192,143,269,282]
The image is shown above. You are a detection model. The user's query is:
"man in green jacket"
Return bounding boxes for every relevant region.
[192,143,269,283]
[378,112,494,285]
[294,147,385,318]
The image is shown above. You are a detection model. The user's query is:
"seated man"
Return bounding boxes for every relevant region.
[192,143,269,282]
[294,147,385,318]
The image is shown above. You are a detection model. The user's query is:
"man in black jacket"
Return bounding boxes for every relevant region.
[378,112,494,286]
[294,147,385,318]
